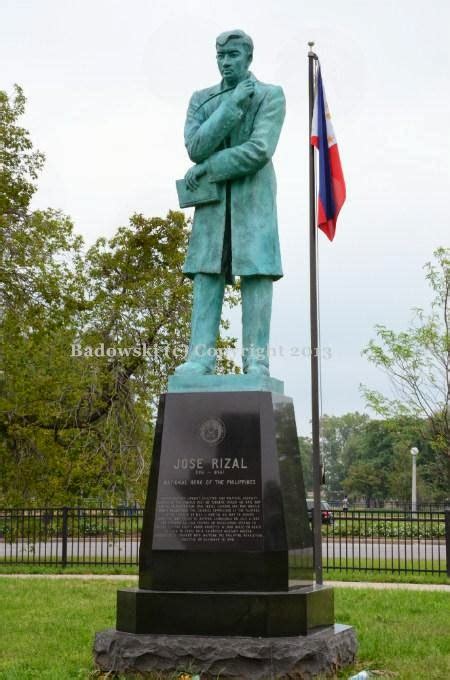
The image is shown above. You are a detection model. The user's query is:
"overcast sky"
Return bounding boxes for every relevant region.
[1,0,449,433]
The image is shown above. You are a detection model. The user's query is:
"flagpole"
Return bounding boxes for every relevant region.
[308,42,323,586]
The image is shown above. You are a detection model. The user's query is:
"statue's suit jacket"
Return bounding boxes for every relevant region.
[182,73,286,280]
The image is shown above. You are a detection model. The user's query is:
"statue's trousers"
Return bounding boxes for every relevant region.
[187,273,272,371]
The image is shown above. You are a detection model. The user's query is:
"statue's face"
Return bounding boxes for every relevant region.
[216,40,251,83]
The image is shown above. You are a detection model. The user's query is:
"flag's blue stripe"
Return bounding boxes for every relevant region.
[317,69,335,221]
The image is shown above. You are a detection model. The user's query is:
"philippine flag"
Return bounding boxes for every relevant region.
[311,65,346,241]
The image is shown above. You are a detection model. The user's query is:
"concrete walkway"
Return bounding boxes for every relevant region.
[325,580,450,592]
[0,574,449,592]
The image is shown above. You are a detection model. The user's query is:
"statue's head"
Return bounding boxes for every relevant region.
[216,29,253,84]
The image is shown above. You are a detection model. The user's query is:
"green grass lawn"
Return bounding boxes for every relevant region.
[0,578,449,679]
[323,566,450,586]
[0,564,137,576]
[1,562,449,586]
[335,588,450,679]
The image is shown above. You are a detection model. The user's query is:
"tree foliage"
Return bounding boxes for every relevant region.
[313,412,444,505]
[361,248,449,495]
[319,412,370,496]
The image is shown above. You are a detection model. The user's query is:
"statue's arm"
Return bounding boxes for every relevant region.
[205,86,286,181]
[184,92,244,163]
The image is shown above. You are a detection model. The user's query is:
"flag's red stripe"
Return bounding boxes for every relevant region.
[329,145,346,218]
[317,196,336,241]
[317,202,336,241]
[313,142,345,241]
[317,198,326,225]
[319,218,336,241]
[311,140,345,213]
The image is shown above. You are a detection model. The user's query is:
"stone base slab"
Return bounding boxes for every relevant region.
[116,585,333,636]
[94,624,357,679]
[167,373,284,394]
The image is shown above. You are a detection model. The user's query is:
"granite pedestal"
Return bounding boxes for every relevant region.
[94,378,356,676]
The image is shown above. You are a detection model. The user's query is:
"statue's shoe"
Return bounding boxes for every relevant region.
[174,360,213,375]
[244,363,270,376]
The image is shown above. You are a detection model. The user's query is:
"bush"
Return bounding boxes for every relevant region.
[325,518,445,539]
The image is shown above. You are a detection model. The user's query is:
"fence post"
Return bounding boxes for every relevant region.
[61,507,68,568]
[444,509,450,578]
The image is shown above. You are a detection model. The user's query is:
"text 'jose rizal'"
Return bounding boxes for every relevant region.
[173,457,248,471]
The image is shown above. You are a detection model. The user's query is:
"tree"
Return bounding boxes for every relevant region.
[319,412,370,497]
[341,417,425,505]
[342,462,383,505]
[361,248,450,498]
[0,209,195,503]
[317,412,439,504]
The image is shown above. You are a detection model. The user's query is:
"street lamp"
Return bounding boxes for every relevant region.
[410,447,419,513]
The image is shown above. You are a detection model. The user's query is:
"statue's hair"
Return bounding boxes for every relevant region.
[216,30,253,57]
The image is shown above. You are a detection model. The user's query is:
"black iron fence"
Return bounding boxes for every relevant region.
[0,507,449,575]
[0,507,142,568]
[321,509,449,575]
[327,500,450,513]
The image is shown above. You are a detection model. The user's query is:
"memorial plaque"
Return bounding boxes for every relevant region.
[152,407,263,551]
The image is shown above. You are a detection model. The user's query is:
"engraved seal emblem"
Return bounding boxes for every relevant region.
[199,417,226,445]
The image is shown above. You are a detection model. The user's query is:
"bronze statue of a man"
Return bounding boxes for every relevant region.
[175,29,286,377]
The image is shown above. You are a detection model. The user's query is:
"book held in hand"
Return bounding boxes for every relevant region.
[176,174,220,208]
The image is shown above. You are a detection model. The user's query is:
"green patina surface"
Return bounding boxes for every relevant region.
[175,30,286,377]
[182,72,285,279]
[168,373,284,394]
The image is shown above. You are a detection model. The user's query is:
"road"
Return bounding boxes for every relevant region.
[0,539,446,565]
[322,539,445,563]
